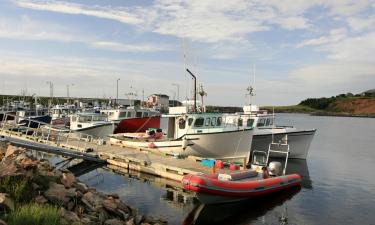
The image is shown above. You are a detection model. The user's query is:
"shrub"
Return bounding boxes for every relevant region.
[7,203,60,225]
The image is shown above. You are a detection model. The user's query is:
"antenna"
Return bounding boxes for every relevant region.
[199,84,207,112]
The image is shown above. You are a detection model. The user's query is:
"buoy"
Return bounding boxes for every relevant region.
[148,142,155,148]
[182,138,188,150]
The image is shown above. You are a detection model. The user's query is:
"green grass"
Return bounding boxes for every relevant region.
[7,203,60,225]
[0,177,34,203]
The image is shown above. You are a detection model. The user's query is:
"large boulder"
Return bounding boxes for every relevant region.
[60,208,80,224]
[44,182,76,204]
[81,191,106,210]
[0,193,14,212]
[0,161,25,178]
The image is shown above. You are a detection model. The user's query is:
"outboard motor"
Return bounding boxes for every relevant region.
[268,161,282,176]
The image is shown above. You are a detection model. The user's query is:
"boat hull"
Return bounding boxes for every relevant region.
[72,123,114,139]
[183,129,253,159]
[18,115,52,128]
[252,129,316,159]
[114,116,160,133]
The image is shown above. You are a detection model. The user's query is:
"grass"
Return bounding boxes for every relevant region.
[7,203,60,225]
[0,177,34,203]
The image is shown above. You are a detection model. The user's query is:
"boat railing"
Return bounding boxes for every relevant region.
[0,112,104,153]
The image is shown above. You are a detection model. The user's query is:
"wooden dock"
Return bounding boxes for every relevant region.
[0,116,224,182]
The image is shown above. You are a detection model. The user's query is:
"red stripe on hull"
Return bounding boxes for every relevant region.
[114,116,161,133]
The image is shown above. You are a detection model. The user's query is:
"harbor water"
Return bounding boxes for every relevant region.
[77,114,375,225]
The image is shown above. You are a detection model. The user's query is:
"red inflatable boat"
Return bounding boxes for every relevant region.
[182,170,301,204]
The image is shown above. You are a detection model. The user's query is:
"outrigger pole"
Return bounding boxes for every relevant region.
[186,68,197,112]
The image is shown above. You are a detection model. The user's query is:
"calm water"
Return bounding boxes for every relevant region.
[77,114,375,225]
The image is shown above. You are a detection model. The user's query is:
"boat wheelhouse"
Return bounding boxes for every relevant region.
[69,113,114,139]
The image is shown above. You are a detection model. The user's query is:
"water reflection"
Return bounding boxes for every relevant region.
[183,187,301,225]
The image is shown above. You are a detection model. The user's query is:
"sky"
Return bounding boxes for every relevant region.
[0,0,374,106]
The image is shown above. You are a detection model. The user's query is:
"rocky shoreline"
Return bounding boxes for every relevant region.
[0,142,167,225]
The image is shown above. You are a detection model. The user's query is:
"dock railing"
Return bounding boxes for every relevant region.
[0,112,103,153]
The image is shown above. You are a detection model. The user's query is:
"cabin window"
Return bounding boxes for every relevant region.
[144,112,149,117]
[247,119,254,127]
[78,116,91,122]
[269,119,273,126]
[265,118,271,126]
[127,112,132,118]
[136,112,142,117]
[72,116,77,122]
[119,112,127,118]
[217,117,222,126]
[194,117,204,127]
[257,118,265,127]
[178,118,186,129]
[205,118,211,126]
[109,112,114,116]
[238,118,243,127]
[211,117,216,126]
[188,118,194,126]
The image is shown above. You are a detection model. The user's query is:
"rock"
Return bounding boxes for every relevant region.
[108,193,120,199]
[19,158,38,169]
[98,207,110,223]
[135,215,145,225]
[34,195,48,204]
[44,182,76,204]
[103,198,117,212]
[74,204,85,216]
[105,218,125,225]
[0,219,7,225]
[126,218,135,225]
[140,223,150,225]
[115,199,131,214]
[32,182,40,190]
[60,208,80,223]
[0,161,24,178]
[82,191,106,209]
[67,201,75,211]
[61,172,76,188]
[73,182,88,193]
[0,193,14,211]
[4,145,22,158]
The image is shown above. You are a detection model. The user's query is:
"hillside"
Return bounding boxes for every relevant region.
[262,91,375,117]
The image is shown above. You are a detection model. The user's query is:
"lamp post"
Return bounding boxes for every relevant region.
[116,78,120,107]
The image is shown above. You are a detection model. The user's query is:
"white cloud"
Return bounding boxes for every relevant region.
[297,28,348,48]
[275,16,310,30]
[347,16,375,32]
[90,41,172,53]
[14,0,143,25]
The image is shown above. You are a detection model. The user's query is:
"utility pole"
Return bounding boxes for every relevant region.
[172,83,180,105]
[116,78,120,107]
[46,81,54,111]
[67,84,74,104]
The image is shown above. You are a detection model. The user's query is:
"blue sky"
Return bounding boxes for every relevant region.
[0,0,374,106]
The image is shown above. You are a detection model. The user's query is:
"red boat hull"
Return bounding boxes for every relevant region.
[114,116,161,134]
[182,172,301,204]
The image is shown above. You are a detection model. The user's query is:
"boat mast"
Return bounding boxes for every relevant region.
[199,84,207,112]
[186,68,197,112]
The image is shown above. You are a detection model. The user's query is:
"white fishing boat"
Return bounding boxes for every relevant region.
[69,113,114,139]
[50,104,79,126]
[225,105,316,159]
[111,106,254,160]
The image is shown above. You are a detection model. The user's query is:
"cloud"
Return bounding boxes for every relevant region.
[347,16,375,32]
[297,28,348,48]
[14,0,143,25]
[90,41,172,53]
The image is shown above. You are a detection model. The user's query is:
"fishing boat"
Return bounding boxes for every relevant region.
[182,141,301,204]
[111,106,254,159]
[69,113,114,139]
[50,104,79,126]
[100,107,160,133]
[226,105,316,159]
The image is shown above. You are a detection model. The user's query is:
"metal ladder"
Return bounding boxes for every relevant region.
[266,134,290,175]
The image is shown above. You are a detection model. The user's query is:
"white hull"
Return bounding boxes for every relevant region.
[184,129,253,159]
[116,129,253,159]
[252,129,316,159]
[72,123,114,139]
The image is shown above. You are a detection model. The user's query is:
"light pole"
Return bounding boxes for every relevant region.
[172,83,180,105]
[116,78,120,107]
[67,84,74,104]
[46,81,54,111]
